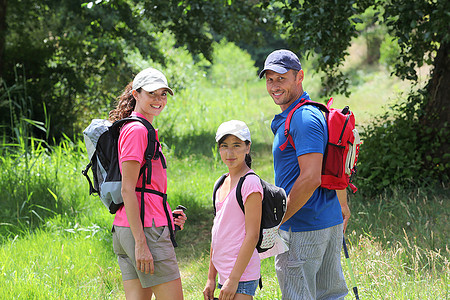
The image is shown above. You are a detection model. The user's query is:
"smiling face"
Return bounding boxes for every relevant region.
[265,69,304,111]
[218,135,250,171]
[132,88,169,122]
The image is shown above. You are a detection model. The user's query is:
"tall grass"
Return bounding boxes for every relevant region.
[0,136,92,239]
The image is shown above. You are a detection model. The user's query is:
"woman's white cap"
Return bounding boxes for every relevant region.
[132,67,174,96]
[215,120,251,142]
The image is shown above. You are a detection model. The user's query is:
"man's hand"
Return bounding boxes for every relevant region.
[336,189,350,233]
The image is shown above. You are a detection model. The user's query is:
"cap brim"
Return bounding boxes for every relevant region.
[141,83,174,96]
[258,65,290,79]
[215,132,249,143]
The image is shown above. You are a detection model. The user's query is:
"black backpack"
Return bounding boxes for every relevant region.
[82,116,177,247]
[212,172,287,253]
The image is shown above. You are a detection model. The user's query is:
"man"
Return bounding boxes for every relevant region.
[259,49,350,300]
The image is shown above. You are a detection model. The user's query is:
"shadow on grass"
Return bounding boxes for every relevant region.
[171,191,214,263]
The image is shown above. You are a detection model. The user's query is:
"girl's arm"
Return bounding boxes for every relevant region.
[203,245,218,300]
[219,191,262,300]
[121,160,154,275]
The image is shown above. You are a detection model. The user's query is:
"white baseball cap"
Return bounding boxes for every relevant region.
[132,67,174,96]
[215,120,251,143]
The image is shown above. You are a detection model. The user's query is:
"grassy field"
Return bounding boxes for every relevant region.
[1,66,448,299]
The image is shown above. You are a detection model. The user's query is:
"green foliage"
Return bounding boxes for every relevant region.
[1,0,268,141]
[357,90,449,195]
[209,39,258,88]
[0,71,91,237]
[380,0,450,81]
[265,0,373,96]
[379,34,401,68]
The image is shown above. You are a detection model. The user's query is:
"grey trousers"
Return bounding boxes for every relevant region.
[275,224,348,300]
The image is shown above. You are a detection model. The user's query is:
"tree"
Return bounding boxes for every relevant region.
[1,0,448,188]
[262,0,449,189]
[0,0,268,139]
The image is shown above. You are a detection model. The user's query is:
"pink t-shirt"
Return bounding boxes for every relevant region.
[211,171,263,285]
[113,112,173,228]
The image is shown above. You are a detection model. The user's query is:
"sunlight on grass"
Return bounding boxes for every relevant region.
[0,223,122,299]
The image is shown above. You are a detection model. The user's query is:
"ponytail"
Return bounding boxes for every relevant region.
[109,82,140,122]
[244,141,252,168]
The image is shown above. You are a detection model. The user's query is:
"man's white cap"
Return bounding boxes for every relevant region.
[215,120,251,143]
[132,67,174,96]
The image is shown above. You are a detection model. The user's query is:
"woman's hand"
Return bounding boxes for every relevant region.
[203,278,216,300]
[135,239,154,274]
[172,209,187,230]
[218,278,238,300]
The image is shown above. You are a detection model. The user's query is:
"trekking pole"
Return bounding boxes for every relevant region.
[343,236,360,300]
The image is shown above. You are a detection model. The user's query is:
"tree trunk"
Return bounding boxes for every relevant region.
[0,0,6,79]
[423,42,450,167]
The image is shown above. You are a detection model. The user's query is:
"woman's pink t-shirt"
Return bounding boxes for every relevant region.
[113,112,173,228]
[211,171,263,285]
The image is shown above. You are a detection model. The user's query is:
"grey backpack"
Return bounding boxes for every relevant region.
[82,116,177,246]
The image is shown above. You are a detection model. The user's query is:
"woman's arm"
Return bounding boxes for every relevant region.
[203,245,218,300]
[219,191,262,299]
[121,160,154,275]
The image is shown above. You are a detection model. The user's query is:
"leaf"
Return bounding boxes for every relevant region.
[47,188,59,203]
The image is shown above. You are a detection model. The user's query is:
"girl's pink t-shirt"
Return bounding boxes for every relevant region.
[113,112,173,228]
[211,171,263,285]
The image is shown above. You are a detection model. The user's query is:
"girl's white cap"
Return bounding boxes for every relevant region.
[215,120,251,142]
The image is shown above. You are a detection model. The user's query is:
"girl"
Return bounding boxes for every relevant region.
[203,120,263,300]
[109,67,186,300]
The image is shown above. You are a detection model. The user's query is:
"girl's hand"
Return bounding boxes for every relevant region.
[218,278,238,300]
[203,278,216,300]
[172,209,187,230]
[135,239,154,274]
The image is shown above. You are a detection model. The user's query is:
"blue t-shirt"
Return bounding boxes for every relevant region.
[271,92,343,232]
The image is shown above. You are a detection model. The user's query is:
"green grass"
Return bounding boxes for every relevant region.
[1,66,449,299]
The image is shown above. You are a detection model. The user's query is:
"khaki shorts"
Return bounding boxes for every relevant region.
[112,224,180,288]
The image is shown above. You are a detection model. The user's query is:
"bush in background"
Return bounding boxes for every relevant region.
[357,89,449,196]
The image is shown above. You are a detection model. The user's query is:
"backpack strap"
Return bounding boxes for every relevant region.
[279,98,329,151]
[212,174,228,216]
[82,162,97,195]
[111,116,167,184]
[235,172,258,214]
[162,193,178,247]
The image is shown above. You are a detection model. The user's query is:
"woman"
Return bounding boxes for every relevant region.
[109,67,186,300]
[203,120,263,300]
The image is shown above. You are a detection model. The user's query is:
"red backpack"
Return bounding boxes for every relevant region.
[280,98,360,193]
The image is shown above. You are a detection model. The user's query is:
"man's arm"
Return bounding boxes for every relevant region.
[281,152,322,224]
[337,189,350,233]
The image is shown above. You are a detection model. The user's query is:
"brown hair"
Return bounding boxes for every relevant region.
[108,82,141,122]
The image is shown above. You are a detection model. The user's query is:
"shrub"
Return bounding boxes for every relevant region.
[357,89,449,196]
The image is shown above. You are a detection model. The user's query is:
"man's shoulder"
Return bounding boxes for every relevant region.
[290,103,325,125]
